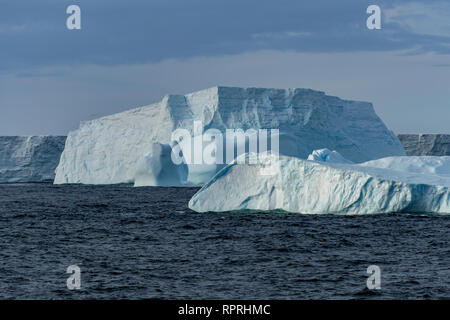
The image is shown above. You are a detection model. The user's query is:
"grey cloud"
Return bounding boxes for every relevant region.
[1,0,449,73]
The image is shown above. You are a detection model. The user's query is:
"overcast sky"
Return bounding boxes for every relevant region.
[0,0,449,135]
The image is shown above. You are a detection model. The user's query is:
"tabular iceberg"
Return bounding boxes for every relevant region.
[307,148,354,164]
[55,86,405,186]
[0,136,66,183]
[188,153,450,214]
[398,134,450,156]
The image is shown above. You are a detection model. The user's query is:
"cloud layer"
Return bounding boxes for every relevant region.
[0,0,449,135]
[1,0,450,73]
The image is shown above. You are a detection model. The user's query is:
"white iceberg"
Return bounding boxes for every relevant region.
[188,153,450,214]
[55,86,405,186]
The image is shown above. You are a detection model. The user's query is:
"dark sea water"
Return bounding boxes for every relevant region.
[1,184,450,300]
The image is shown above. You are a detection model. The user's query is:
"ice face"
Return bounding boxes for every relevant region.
[0,136,66,183]
[133,143,188,187]
[188,153,450,215]
[54,86,405,186]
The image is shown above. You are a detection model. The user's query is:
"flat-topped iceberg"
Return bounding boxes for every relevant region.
[54,86,405,186]
[188,153,450,214]
[0,136,66,183]
[398,134,450,156]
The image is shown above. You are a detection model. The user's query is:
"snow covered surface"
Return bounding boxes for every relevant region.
[189,153,450,215]
[55,86,405,186]
[307,148,354,164]
[0,136,66,183]
[360,156,450,177]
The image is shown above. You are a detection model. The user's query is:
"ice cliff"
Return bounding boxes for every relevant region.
[189,153,450,215]
[0,136,66,183]
[398,134,450,156]
[54,86,405,186]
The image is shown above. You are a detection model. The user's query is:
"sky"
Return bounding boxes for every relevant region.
[0,0,449,135]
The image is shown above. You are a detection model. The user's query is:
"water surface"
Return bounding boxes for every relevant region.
[0,184,449,299]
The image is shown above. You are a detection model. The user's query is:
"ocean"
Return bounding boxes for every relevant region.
[0,184,449,299]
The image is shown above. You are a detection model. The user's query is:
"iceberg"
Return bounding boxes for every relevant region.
[188,153,450,214]
[55,86,405,186]
[0,136,66,183]
[398,134,450,156]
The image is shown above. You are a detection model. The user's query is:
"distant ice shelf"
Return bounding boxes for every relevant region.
[398,134,450,156]
[0,136,66,183]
